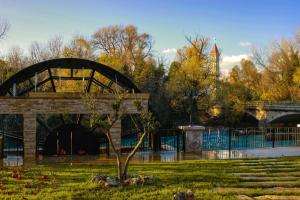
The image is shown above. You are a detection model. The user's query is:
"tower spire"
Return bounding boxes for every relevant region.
[210,39,220,99]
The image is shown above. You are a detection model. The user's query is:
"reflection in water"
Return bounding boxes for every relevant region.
[0,150,248,167]
[1,156,23,166]
[2,147,300,167]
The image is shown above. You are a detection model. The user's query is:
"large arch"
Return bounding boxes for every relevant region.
[269,113,300,126]
[0,58,140,96]
[0,58,147,158]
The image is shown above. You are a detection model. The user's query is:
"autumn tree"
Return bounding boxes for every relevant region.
[92,25,162,91]
[252,33,300,102]
[92,25,153,70]
[63,36,94,60]
[92,25,165,130]
[166,36,215,125]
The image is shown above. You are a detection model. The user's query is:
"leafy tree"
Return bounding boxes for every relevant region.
[165,36,215,125]
[63,36,94,60]
[92,25,153,69]
[252,35,300,102]
[293,67,300,85]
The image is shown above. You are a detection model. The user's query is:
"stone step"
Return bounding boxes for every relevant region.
[240,177,299,182]
[274,172,300,176]
[231,162,297,166]
[215,187,300,194]
[233,164,300,168]
[254,195,300,200]
[236,194,300,200]
[214,187,257,193]
[231,172,268,176]
[237,181,300,188]
[231,159,280,164]
[231,172,300,177]
[237,167,300,172]
[263,187,300,193]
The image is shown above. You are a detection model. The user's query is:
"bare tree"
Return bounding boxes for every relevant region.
[7,46,28,70]
[29,41,49,64]
[48,36,63,59]
[29,37,64,64]
[0,19,9,40]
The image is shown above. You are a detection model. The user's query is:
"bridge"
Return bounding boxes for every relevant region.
[245,102,300,127]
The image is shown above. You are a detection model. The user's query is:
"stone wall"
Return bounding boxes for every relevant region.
[0,93,149,114]
[0,93,149,159]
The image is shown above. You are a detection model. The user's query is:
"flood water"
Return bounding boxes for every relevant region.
[2,147,300,167]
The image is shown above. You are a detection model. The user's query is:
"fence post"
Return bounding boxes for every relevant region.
[182,130,186,153]
[245,128,247,148]
[158,135,161,151]
[154,134,158,152]
[177,133,180,152]
[228,128,232,158]
[272,128,275,148]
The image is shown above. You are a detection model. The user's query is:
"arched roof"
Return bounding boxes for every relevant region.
[0,58,140,96]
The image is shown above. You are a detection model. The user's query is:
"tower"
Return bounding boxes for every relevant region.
[210,42,220,81]
[210,42,220,100]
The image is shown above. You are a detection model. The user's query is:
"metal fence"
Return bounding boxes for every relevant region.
[121,134,149,153]
[2,127,300,157]
[203,127,300,151]
[0,131,23,158]
[157,129,184,152]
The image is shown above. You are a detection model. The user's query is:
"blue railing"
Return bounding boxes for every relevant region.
[203,127,300,151]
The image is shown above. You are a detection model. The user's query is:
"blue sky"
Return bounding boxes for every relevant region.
[0,0,299,72]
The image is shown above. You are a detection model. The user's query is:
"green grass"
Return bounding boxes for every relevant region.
[1,157,300,199]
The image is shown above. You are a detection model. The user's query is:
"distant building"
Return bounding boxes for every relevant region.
[209,43,220,98]
[210,43,220,82]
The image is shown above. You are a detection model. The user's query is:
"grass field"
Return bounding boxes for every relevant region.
[1,156,300,199]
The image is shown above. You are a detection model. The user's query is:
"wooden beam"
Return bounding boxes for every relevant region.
[47,68,56,92]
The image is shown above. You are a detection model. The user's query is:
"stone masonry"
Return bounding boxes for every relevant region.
[0,93,149,159]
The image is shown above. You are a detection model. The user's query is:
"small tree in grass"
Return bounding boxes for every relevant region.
[82,93,159,183]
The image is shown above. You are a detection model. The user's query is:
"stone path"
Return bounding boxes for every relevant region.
[214,158,300,199]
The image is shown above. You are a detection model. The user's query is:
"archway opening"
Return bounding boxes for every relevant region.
[43,124,99,155]
[0,114,23,158]
[270,114,300,127]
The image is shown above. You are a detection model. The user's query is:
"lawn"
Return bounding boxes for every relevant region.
[1,156,300,199]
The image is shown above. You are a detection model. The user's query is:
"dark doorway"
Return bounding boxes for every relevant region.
[43,124,99,155]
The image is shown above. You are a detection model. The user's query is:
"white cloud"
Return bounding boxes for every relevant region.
[239,42,251,47]
[162,48,177,54]
[220,54,250,75]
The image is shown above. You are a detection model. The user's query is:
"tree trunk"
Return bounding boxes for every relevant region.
[105,131,123,182]
[122,131,147,180]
